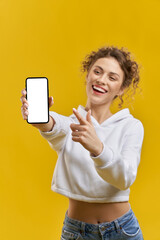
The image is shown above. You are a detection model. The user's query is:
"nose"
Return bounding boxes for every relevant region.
[96,74,107,85]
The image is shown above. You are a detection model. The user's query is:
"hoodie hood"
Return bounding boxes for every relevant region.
[70,105,133,127]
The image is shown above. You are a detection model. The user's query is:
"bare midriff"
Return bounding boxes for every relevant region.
[68,198,131,224]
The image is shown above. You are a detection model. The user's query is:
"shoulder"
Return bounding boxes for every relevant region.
[124,118,144,142]
[118,109,144,139]
[130,114,144,131]
[123,108,144,130]
[131,119,144,134]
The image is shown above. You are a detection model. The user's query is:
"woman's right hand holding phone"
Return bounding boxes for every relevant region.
[20,88,55,132]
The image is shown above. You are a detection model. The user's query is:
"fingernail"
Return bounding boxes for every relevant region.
[73,108,77,112]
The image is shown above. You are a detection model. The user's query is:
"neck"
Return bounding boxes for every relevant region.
[84,102,113,124]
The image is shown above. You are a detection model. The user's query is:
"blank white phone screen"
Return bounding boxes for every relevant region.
[26,77,49,123]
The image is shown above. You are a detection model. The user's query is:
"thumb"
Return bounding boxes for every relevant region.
[86,109,92,124]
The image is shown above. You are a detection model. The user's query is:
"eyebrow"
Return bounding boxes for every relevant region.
[94,65,120,78]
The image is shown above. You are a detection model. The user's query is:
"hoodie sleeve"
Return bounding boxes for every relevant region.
[90,120,144,190]
[39,111,74,153]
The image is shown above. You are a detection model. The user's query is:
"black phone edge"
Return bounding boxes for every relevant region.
[25,77,49,124]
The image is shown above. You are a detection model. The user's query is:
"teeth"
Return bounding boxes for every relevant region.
[93,85,106,93]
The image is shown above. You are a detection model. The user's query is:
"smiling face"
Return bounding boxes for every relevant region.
[85,57,125,107]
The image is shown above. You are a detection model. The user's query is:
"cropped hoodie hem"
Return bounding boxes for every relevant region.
[51,186,129,203]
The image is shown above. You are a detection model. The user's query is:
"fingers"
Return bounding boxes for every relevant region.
[70,123,87,132]
[21,106,29,120]
[73,108,87,125]
[20,88,28,104]
[21,103,29,120]
[21,88,27,96]
[86,109,92,124]
[71,131,83,137]
[20,88,29,120]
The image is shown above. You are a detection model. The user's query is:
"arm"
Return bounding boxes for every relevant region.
[39,111,74,152]
[20,88,71,152]
[90,120,144,190]
[31,115,55,132]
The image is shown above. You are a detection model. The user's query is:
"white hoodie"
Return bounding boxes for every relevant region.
[39,105,144,203]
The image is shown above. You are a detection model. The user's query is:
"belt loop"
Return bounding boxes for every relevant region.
[114,220,120,233]
[80,222,85,237]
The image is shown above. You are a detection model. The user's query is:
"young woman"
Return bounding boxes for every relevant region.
[21,46,144,240]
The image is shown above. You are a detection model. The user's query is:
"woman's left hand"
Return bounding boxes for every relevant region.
[70,108,103,157]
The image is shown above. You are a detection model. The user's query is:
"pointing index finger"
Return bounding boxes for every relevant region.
[73,108,87,125]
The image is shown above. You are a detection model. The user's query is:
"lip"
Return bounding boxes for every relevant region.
[92,85,108,92]
[92,85,108,96]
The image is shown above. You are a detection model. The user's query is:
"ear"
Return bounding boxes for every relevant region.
[118,89,124,96]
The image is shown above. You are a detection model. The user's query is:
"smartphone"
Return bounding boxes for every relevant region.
[25,77,49,124]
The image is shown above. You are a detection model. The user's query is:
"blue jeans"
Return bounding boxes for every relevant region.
[60,207,144,240]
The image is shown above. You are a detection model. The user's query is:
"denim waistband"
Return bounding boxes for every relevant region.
[63,204,133,233]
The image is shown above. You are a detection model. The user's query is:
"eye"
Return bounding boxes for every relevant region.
[94,70,100,74]
[110,77,116,80]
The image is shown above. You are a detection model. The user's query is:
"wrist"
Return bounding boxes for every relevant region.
[33,116,55,132]
[90,142,103,157]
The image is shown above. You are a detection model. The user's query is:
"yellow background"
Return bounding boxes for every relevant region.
[0,0,160,239]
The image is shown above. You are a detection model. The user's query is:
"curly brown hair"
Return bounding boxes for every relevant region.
[79,45,143,109]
